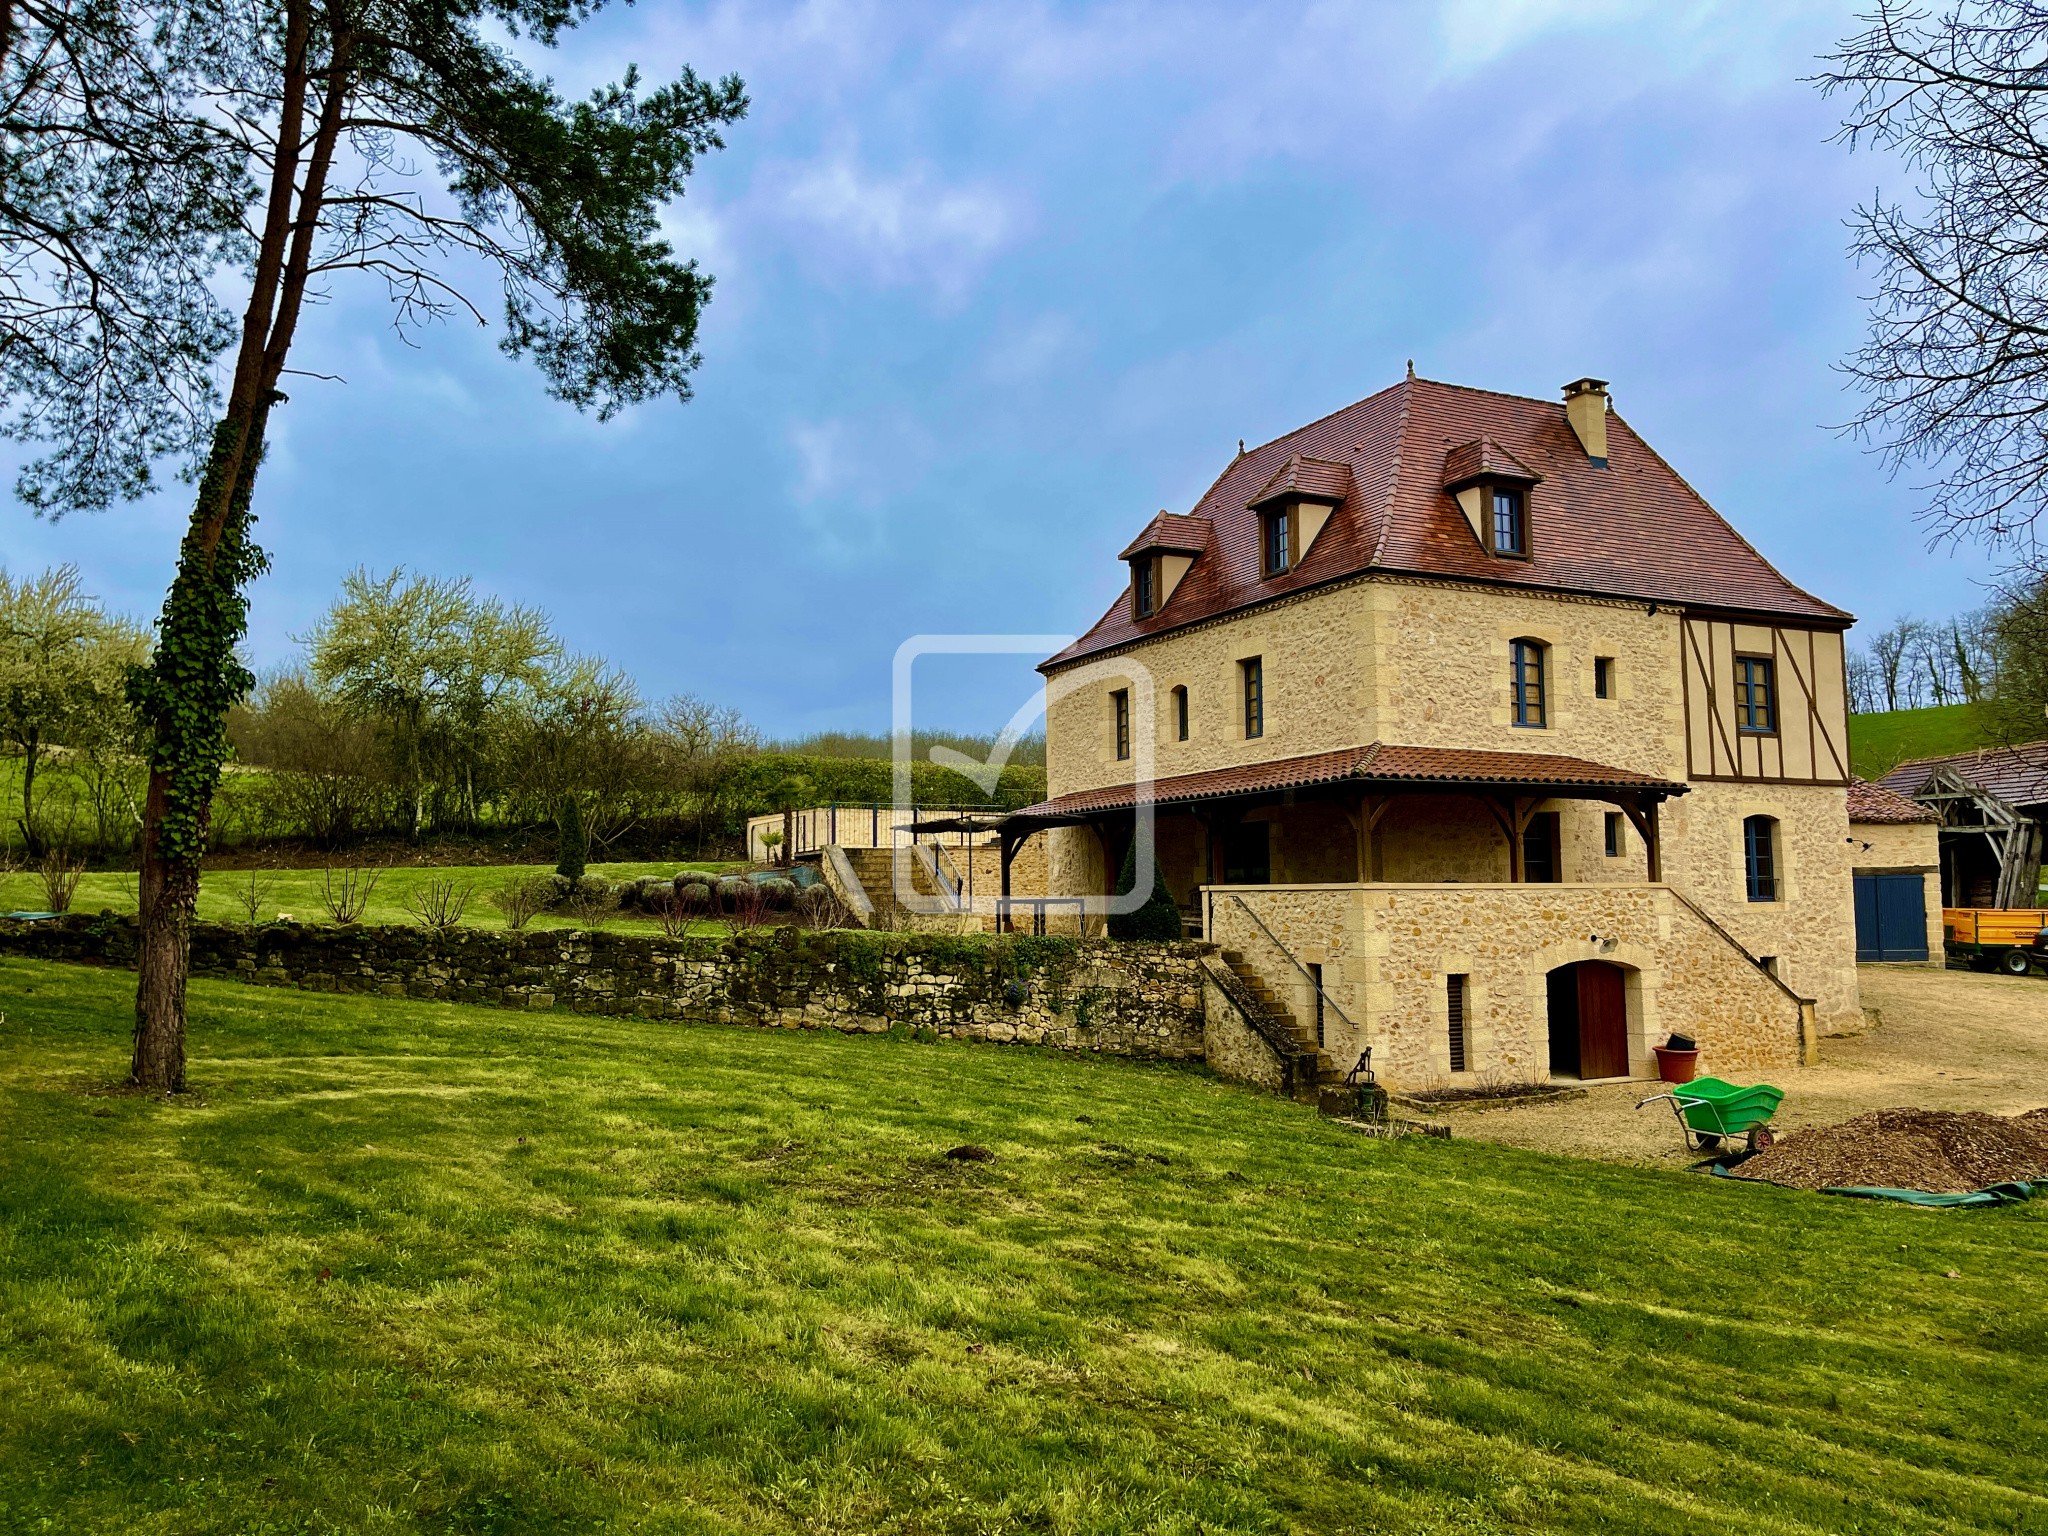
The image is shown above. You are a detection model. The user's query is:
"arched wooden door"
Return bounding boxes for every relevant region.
[1546,961,1630,1080]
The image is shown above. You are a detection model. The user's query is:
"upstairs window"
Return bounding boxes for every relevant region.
[1261,508,1291,577]
[1490,487,1528,558]
[1736,655,1776,734]
[1594,656,1615,699]
[1743,815,1779,902]
[1510,639,1547,728]
[1133,558,1156,619]
[1112,689,1130,761]
[1241,657,1264,739]
[1604,811,1623,858]
[1171,684,1189,742]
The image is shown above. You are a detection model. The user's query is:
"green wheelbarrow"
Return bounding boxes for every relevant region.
[1635,1077,1784,1155]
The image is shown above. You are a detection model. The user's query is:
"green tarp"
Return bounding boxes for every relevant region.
[1708,1162,2048,1207]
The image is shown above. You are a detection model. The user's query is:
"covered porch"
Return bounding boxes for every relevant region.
[998,743,1687,935]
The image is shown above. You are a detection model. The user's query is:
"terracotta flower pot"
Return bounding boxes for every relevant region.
[1653,1045,1700,1085]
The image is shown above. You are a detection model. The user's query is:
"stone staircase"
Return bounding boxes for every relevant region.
[836,846,961,930]
[1214,948,1352,1101]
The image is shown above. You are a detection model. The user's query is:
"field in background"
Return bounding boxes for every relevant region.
[2,959,2043,1533]
[1849,702,2003,778]
[0,860,735,933]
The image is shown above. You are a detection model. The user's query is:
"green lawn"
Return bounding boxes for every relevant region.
[0,860,736,935]
[1849,702,2001,778]
[2,963,2044,1533]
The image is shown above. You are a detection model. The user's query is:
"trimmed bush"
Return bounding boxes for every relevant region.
[1108,843,1184,941]
[555,798,587,882]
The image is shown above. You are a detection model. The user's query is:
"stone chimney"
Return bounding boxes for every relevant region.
[1562,377,1610,465]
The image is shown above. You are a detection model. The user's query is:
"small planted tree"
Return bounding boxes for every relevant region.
[555,796,588,883]
[1108,843,1185,942]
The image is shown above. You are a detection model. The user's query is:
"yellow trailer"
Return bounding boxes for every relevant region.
[1944,908,2048,976]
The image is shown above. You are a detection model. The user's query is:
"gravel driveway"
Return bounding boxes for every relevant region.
[1439,965,2048,1166]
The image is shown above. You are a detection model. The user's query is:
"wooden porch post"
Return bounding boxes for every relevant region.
[999,827,1019,932]
[1616,794,1664,883]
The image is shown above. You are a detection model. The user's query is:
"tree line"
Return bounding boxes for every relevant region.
[1846,567,2047,743]
[1,564,1045,864]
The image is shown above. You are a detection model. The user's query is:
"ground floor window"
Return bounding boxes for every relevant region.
[1447,973,1469,1072]
[1744,815,1779,902]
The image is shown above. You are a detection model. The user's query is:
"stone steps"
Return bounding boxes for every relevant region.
[1217,948,1346,1086]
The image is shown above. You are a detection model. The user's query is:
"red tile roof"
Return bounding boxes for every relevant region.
[1045,374,1849,671]
[1847,777,1938,824]
[1118,511,1211,560]
[1012,742,1684,821]
[1249,454,1353,508]
[1876,740,2048,810]
[1443,434,1539,488]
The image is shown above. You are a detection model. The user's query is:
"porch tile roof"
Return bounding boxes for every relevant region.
[1847,777,1938,825]
[1013,743,1683,821]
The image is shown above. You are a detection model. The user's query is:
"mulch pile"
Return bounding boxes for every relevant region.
[1734,1107,2048,1193]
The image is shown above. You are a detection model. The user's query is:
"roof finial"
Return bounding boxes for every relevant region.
[1237,438,1245,456]
[1406,358,1415,380]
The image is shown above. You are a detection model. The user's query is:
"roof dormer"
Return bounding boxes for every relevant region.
[1443,436,1541,561]
[1120,512,1208,619]
[1247,455,1349,578]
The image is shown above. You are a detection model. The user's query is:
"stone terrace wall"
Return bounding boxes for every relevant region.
[0,916,1209,1060]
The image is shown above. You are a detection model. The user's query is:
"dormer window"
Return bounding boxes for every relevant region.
[1261,507,1291,577]
[1491,488,1527,557]
[1443,436,1540,562]
[1119,513,1208,619]
[1133,558,1156,618]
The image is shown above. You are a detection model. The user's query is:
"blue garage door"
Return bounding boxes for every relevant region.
[1855,873,1928,962]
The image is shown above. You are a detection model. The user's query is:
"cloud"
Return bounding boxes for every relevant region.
[767,152,1023,298]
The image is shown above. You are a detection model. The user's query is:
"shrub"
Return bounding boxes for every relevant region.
[757,877,796,911]
[227,868,279,927]
[555,797,587,882]
[562,877,617,930]
[491,875,553,932]
[726,878,770,929]
[404,877,475,932]
[320,866,381,925]
[37,850,84,913]
[794,883,853,931]
[1107,844,1184,941]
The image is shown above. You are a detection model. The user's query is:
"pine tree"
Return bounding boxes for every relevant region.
[555,796,587,884]
[1108,841,1184,942]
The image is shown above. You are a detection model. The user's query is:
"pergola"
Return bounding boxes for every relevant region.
[994,742,1689,906]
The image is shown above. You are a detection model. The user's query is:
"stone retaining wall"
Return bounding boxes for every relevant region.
[0,915,1210,1061]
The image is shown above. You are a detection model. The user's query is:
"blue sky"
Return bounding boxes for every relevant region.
[0,0,1998,738]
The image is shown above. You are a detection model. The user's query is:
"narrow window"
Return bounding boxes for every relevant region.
[1736,656,1776,734]
[1309,962,1325,1048]
[1594,656,1614,699]
[1743,814,1778,902]
[1171,684,1189,742]
[1112,689,1130,761]
[1447,974,1469,1072]
[1510,639,1546,728]
[1241,657,1264,739]
[1604,811,1622,858]
[1133,559,1156,619]
[1261,509,1291,576]
[1490,488,1527,557]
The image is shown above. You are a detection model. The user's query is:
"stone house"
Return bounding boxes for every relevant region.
[1001,371,1859,1087]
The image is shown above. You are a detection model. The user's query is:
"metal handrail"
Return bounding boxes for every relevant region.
[1217,891,1361,1039]
[934,842,967,906]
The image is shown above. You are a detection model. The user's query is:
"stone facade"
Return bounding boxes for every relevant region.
[1207,883,1811,1089]
[1852,817,1944,964]
[1041,572,1863,1044]
[0,916,1208,1061]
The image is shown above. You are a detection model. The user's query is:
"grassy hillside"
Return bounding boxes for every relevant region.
[1849,702,2002,778]
[2,962,2044,1533]
[0,860,736,932]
